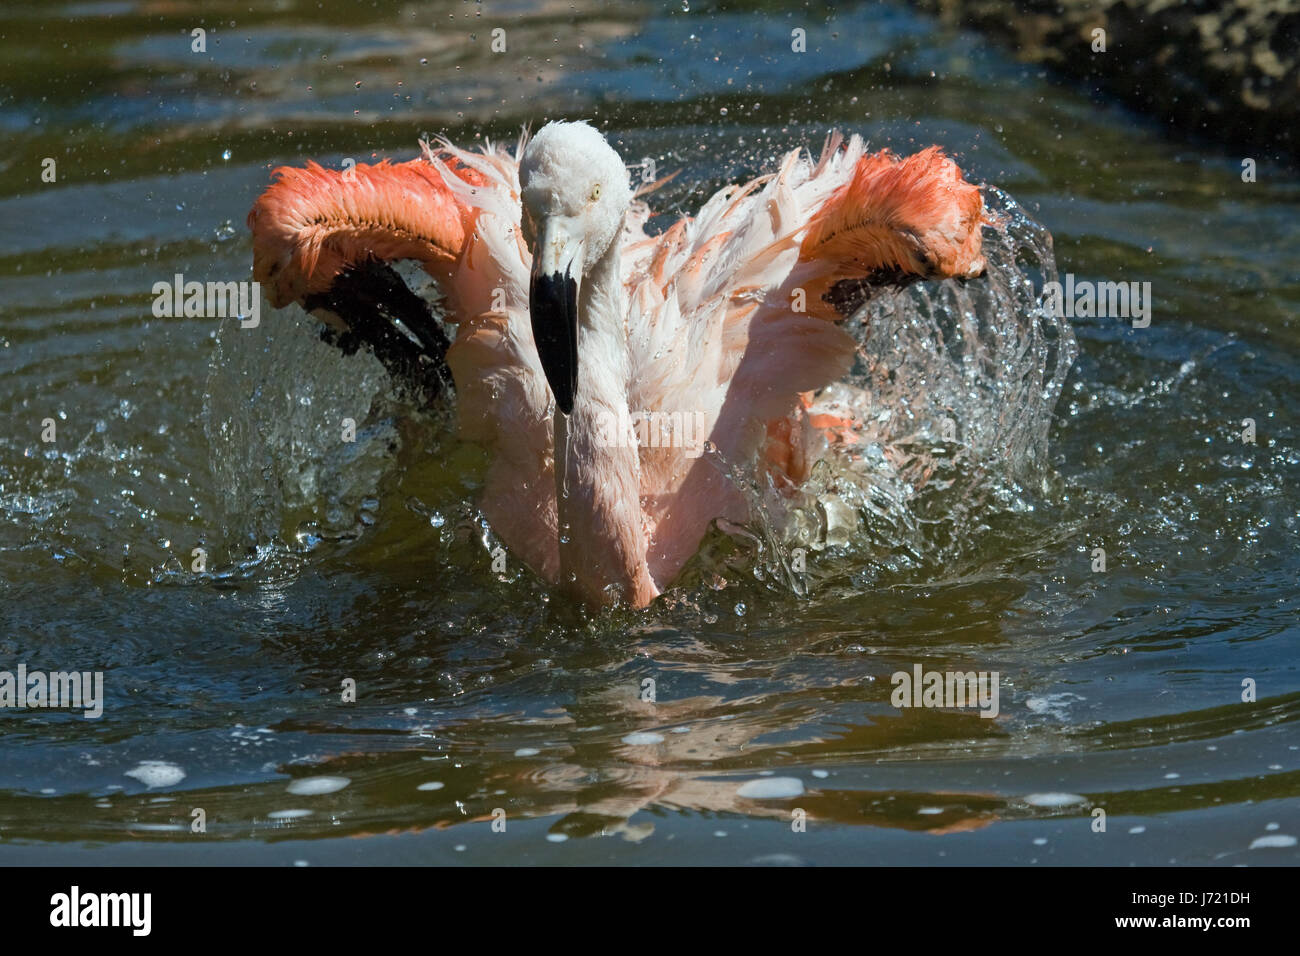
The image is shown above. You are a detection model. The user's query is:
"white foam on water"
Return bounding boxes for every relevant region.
[1033,837,1048,846]
[918,807,944,815]
[1129,826,1146,834]
[1266,822,1280,830]
[514,747,540,757]
[546,833,568,843]
[1249,834,1296,849]
[1023,792,1086,807]
[621,732,665,746]
[1025,693,1086,720]
[737,777,804,799]
[268,809,313,820]
[811,770,829,779]
[417,781,445,791]
[671,726,691,734]
[124,761,186,789]
[286,775,350,795]
[132,823,185,832]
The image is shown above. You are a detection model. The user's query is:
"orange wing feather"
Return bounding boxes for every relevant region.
[797,146,986,319]
[247,157,485,308]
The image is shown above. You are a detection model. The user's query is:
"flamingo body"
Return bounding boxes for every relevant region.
[248,122,986,608]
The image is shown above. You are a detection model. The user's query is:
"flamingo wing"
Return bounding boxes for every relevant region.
[247,150,487,396]
[627,134,987,587]
[247,155,479,307]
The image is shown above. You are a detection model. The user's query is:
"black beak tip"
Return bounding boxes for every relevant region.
[529,270,580,417]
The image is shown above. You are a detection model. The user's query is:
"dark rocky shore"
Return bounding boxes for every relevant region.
[913,0,1299,158]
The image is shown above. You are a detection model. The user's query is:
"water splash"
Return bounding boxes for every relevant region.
[197,190,1073,598]
[734,187,1077,591]
[201,308,404,574]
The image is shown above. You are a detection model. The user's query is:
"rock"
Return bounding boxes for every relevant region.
[914,0,1300,158]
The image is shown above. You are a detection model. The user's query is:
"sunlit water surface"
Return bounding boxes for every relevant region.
[0,0,1297,865]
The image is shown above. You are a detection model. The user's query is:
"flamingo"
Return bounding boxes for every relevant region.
[247,121,987,609]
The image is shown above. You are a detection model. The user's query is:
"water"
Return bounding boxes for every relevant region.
[1,0,1297,865]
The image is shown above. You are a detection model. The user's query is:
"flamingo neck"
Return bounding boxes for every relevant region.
[553,233,659,607]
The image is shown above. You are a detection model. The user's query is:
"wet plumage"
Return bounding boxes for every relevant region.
[248,121,987,609]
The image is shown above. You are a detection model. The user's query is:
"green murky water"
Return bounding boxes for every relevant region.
[0,0,1296,864]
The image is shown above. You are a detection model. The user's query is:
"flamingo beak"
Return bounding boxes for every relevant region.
[529,218,585,416]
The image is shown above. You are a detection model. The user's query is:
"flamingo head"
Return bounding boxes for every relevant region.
[519,121,631,415]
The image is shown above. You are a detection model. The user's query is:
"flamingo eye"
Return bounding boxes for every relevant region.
[589,183,602,202]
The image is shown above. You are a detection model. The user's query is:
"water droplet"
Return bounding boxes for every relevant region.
[737,777,803,799]
[124,761,186,789]
[1249,834,1297,849]
[1023,792,1086,808]
[286,775,350,796]
[622,732,664,746]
